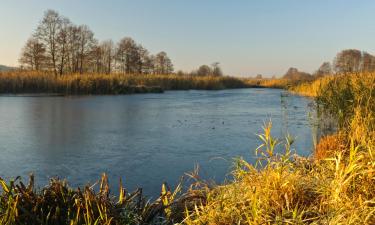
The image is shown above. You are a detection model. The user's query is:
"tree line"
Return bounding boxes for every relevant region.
[282,49,375,80]
[19,10,174,76]
[177,62,223,77]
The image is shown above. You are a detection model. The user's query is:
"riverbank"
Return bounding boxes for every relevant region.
[183,73,375,224]
[0,71,253,95]
[0,71,306,95]
[0,73,373,224]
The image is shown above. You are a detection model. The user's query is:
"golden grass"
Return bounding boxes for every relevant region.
[288,75,334,97]
[244,78,294,89]
[314,133,346,160]
[182,73,375,224]
[0,71,250,94]
[0,173,200,224]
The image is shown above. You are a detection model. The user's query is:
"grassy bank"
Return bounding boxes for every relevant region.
[0,71,250,95]
[244,78,296,89]
[183,73,375,224]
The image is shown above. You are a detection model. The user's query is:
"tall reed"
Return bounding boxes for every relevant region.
[0,71,250,94]
[183,73,375,224]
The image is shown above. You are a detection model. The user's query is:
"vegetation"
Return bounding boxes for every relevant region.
[0,72,373,224]
[0,173,192,225]
[0,71,251,94]
[19,10,174,76]
[182,72,375,224]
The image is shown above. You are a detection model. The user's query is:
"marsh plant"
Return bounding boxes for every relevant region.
[0,71,249,94]
[182,73,375,224]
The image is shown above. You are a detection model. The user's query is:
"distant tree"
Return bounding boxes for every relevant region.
[197,65,212,76]
[65,24,81,73]
[56,18,71,75]
[314,62,332,77]
[77,25,96,74]
[21,10,175,75]
[176,70,185,76]
[115,37,140,74]
[90,44,104,73]
[255,74,263,79]
[333,49,362,73]
[211,62,223,76]
[283,67,313,81]
[19,37,46,70]
[142,53,155,74]
[154,51,173,74]
[35,10,63,76]
[137,45,155,74]
[101,40,115,74]
[361,52,375,72]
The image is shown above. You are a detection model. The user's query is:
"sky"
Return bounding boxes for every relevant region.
[1,0,375,77]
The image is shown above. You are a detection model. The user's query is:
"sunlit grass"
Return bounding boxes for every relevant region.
[289,75,334,97]
[182,73,375,224]
[0,71,250,94]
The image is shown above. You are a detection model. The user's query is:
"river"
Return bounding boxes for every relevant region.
[0,89,314,197]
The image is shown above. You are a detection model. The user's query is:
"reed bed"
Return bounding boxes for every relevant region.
[0,71,250,95]
[182,73,375,224]
[0,173,208,225]
[244,78,293,89]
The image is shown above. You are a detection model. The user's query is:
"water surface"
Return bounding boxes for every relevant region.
[0,89,313,197]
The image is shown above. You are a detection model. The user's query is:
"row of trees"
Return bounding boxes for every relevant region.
[315,49,375,76]
[282,49,375,80]
[19,10,174,76]
[184,63,223,76]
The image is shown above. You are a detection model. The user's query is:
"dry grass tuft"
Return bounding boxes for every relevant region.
[314,133,347,160]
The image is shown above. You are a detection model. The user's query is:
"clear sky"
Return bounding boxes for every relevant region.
[1,0,375,76]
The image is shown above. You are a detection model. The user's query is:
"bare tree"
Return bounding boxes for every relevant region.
[333,49,362,73]
[314,62,332,77]
[77,25,96,74]
[101,40,115,74]
[361,52,375,72]
[154,51,173,74]
[19,37,46,70]
[115,37,141,74]
[211,62,223,76]
[90,44,104,73]
[65,24,81,73]
[197,65,212,76]
[21,10,175,76]
[137,45,153,74]
[283,67,313,81]
[56,18,71,75]
[35,9,63,76]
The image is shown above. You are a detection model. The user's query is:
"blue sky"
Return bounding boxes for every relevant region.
[1,0,375,76]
